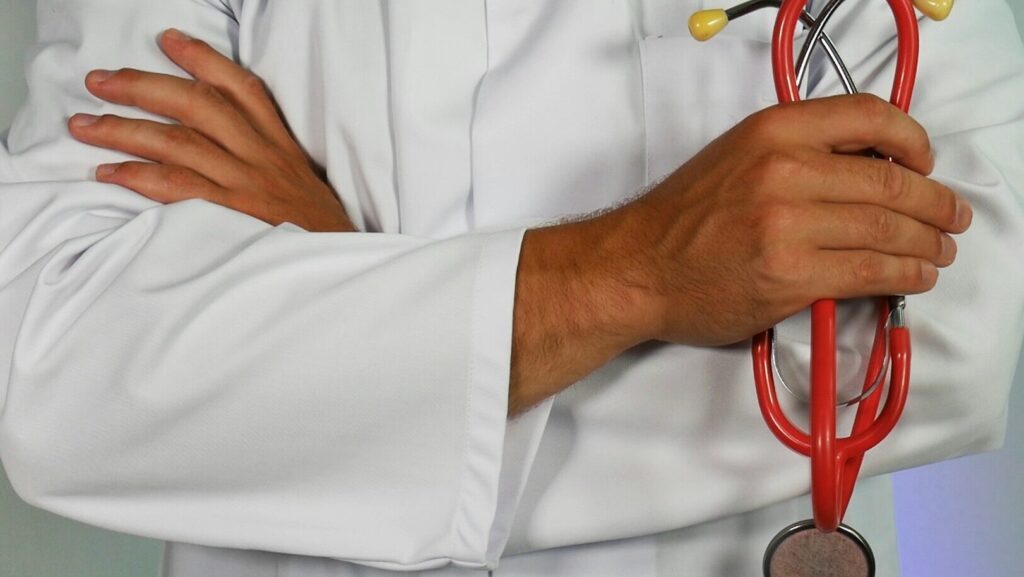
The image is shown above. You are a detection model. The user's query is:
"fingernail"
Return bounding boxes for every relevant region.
[70,113,100,128]
[163,28,192,43]
[955,197,974,230]
[921,261,938,284]
[96,164,119,178]
[88,69,115,84]
[940,234,957,265]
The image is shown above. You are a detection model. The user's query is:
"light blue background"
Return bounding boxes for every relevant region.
[1,2,1022,576]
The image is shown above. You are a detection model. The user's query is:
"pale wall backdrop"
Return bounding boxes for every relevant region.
[1,2,1023,577]
[0,0,168,574]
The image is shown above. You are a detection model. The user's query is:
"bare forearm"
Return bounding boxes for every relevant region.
[509,212,651,416]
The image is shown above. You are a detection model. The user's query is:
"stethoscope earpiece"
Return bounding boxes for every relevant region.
[688,9,730,41]
[913,0,953,21]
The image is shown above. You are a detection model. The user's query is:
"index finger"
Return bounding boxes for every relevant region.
[774,93,934,176]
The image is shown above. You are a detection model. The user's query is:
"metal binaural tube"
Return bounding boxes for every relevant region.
[795,0,851,90]
[721,0,858,94]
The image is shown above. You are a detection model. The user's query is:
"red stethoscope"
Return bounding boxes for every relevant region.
[690,0,953,575]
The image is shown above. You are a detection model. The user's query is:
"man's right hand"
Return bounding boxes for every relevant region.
[510,94,972,415]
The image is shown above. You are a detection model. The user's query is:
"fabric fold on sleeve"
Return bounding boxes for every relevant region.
[0,0,550,569]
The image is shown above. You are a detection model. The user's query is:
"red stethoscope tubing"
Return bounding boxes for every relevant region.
[754,0,920,533]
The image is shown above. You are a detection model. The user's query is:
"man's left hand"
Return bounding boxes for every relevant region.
[68,28,356,233]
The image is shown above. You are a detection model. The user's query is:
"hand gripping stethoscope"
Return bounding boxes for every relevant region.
[689,1,953,575]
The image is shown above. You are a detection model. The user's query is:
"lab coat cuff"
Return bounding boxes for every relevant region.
[448,227,553,569]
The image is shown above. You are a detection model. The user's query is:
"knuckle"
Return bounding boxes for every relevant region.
[758,247,799,286]
[190,80,225,104]
[88,114,117,133]
[241,73,271,101]
[112,68,142,83]
[161,125,198,148]
[752,203,797,246]
[854,254,886,286]
[744,106,785,138]
[878,162,910,204]
[867,207,897,245]
[163,166,196,191]
[751,150,800,186]
[88,115,133,142]
[851,93,889,123]
[749,206,801,285]
[113,162,141,179]
[174,34,213,59]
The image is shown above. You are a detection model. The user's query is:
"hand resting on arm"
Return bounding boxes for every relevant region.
[70,28,355,234]
[72,30,972,417]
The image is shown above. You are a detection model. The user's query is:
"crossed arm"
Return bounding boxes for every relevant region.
[70,28,970,416]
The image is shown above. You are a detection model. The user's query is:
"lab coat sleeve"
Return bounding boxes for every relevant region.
[0,0,540,570]
[806,0,1024,470]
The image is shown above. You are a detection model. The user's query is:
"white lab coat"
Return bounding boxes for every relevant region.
[0,0,1022,576]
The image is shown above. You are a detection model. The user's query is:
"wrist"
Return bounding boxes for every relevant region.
[509,211,658,415]
[571,206,663,347]
[526,215,652,349]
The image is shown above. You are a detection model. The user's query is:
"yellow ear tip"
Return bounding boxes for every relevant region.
[688,9,729,41]
[913,0,953,21]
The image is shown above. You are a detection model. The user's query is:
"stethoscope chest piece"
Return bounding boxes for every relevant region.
[764,520,875,577]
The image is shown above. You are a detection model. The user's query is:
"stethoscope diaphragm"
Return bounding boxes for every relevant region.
[763,519,875,577]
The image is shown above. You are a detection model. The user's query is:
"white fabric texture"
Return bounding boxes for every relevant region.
[0,0,545,571]
[0,0,1022,576]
